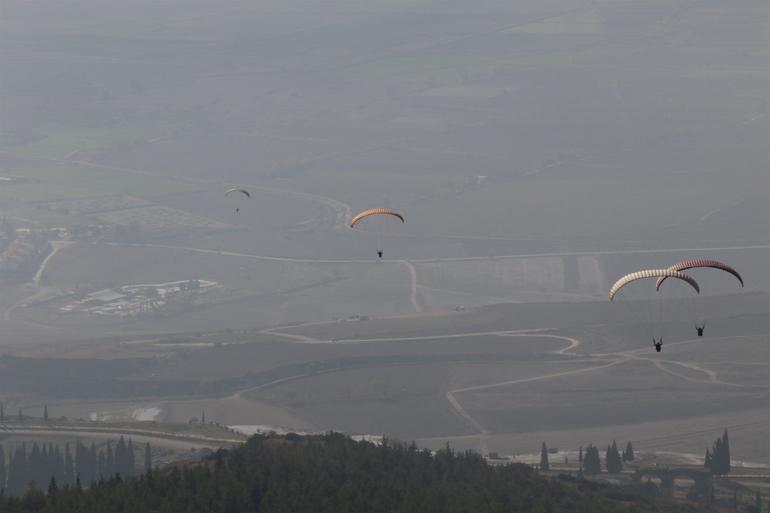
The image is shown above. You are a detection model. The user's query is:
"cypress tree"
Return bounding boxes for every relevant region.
[127,439,136,477]
[711,440,721,474]
[98,450,106,480]
[47,476,58,496]
[8,444,28,496]
[625,442,635,461]
[43,405,48,422]
[606,440,622,473]
[144,443,152,472]
[0,403,4,422]
[578,446,583,476]
[755,490,762,513]
[722,429,731,475]
[583,445,601,475]
[29,443,41,490]
[88,442,97,484]
[53,444,63,486]
[0,446,5,492]
[64,443,74,486]
[106,441,114,478]
[74,442,84,485]
[540,442,550,472]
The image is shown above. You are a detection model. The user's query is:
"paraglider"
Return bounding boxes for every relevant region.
[656,259,743,289]
[349,208,405,258]
[653,338,663,352]
[608,269,700,301]
[225,188,250,213]
[350,208,405,228]
[656,259,743,337]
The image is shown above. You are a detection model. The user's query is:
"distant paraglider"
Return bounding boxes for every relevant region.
[225,188,251,213]
[350,208,405,258]
[656,259,743,290]
[608,269,700,301]
[350,208,405,228]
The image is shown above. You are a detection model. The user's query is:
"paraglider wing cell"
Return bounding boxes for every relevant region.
[656,259,743,290]
[608,269,700,301]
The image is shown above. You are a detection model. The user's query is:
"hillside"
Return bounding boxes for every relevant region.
[0,433,712,513]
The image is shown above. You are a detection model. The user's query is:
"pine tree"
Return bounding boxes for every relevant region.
[17,408,22,423]
[126,439,136,477]
[144,443,152,472]
[47,476,58,496]
[625,442,635,461]
[115,437,126,477]
[578,446,583,476]
[88,442,97,484]
[0,445,5,493]
[29,443,41,490]
[8,444,28,496]
[43,405,48,422]
[722,429,731,475]
[98,450,106,480]
[202,410,206,425]
[64,443,74,486]
[583,445,601,475]
[0,403,4,422]
[704,449,712,471]
[540,443,550,472]
[755,490,762,513]
[706,430,732,475]
[606,441,622,473]
[106,441,114,478]
[53,444,64,486]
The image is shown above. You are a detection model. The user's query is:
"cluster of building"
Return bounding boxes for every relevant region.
[60,279,219,317]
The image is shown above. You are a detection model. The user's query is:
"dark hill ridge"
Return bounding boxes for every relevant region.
[0,433,712,513]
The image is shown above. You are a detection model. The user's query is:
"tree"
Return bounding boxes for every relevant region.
[0,445,6,493]
[63,444,74,486]
[144,443,152,472]
[705,430,731,475]
[624,442,634,462]
[126,439,136,477]
[47,476,57,496]
[43,406,48,423]
[578,446,583,476]
[722,429,731,475]
[583,445,601,475]
[540,443,550,472]
[116,437,128,478]
[17,409,22,422]
[201,410,206,425]
[606,441,622,473]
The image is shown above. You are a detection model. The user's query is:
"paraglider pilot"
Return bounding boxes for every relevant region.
[377,250,383,258]
[695,324,705,337]
[653,338,662,353]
